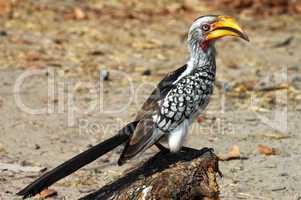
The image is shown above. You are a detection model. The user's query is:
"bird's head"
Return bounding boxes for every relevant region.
[188,15,249,52]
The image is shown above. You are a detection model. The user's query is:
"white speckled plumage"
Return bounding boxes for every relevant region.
[150,17,218,152]
[118,15,248,163]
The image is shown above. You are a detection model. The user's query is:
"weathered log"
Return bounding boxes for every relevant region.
[80,147,221,200]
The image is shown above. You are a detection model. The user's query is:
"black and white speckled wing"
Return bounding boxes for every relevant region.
[135,64,188,121]
[118,64,188,163]
[155,66,215,132]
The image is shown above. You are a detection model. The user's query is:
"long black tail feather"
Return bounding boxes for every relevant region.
[17,121,138,199]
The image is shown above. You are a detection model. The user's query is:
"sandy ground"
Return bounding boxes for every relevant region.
[0,1,301,200]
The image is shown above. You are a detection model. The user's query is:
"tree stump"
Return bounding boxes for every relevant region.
[80,147,221,200]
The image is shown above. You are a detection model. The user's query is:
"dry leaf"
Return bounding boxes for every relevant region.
[234,84,248,93]
[295,2,301,13]
[257,144,277,155]
[73,7,86,20]
[0,0,12,16]
[197,116,204,124]
[22,51,41,62]
[219,145,241,161]
[40,188,57,199]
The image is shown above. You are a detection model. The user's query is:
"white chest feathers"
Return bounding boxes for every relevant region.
[168,119,189,152]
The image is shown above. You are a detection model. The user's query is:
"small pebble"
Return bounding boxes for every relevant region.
[20,160,31,166]
[0,30,7,36]
[223,82,233,92]
[142,69,151,76]
[34,144,40,150]
[89,50,105,56]
[100,69,110,81]
[280,172,289,177]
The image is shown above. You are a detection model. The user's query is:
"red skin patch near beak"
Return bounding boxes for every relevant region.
[200,40,210,52]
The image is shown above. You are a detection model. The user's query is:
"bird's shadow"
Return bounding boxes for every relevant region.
[79,147,215,200]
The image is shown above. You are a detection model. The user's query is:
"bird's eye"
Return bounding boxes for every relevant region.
[201,24,210,32]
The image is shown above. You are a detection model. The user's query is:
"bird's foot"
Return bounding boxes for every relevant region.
[155,143,170,154]
[181,146,198,152]
[199,147,214,154]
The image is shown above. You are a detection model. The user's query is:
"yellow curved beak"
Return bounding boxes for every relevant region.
[206,16,249,42]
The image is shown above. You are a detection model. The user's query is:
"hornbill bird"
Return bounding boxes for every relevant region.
[17,15,249,198]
